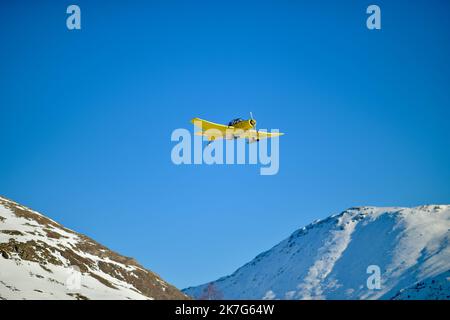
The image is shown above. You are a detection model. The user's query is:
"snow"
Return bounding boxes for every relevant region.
[297,212,357,299]
[0,197,156,300]
[0,257,148,300]
[392,270,450,300]
[183,205,450,300]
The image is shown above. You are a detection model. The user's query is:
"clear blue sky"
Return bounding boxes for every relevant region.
[1,0,449,289]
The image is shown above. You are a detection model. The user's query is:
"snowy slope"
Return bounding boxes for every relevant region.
[0,196,188,300]
[183,206,450,300]
[392,270,450,300]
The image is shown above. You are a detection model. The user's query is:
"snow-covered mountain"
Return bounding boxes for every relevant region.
[184,206,450,300]
[0,196,188,300]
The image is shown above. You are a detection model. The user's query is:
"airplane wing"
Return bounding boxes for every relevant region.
[191,118,230,131]
[191,118,232,141]
[191,118,284,142]
[241,130,284,140]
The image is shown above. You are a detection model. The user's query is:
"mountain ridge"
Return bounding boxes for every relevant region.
[0,195,189,300]
[183,205,450,300]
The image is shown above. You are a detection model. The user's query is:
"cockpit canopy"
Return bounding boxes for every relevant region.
[228,118,243,126]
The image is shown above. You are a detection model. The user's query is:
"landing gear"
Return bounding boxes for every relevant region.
[247,138,260,144]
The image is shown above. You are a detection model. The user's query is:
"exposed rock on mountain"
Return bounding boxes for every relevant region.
[0,196,188,300]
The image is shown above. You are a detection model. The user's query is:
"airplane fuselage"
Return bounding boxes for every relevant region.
[230,119,255,131]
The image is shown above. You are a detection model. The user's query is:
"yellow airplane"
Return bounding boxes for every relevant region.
[191,112,284,144]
